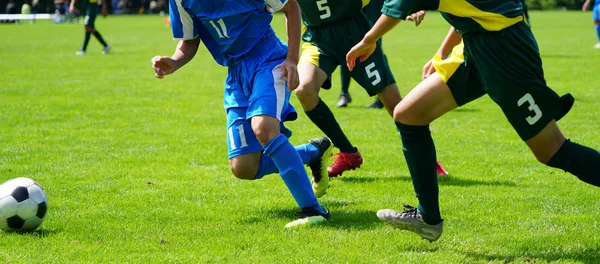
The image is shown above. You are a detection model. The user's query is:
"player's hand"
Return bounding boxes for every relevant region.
[346,39,377,71]
[281,60,299,91]
[102,8,108,17]
[151,56,176,79]
[406,10,426,27]
[69,6,77,14]
[422,59,436,80]
[582,5,588,11]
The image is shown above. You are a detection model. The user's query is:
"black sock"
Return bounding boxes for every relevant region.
[340,66,351,94]
[546,139,600,187]
[82,31,91,51]
[305,99,354,153]
[396,122,442,225]
[93,31,108,47]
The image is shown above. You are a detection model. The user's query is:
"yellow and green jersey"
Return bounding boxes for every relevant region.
[382,0,526,33]
[297,0,370,26]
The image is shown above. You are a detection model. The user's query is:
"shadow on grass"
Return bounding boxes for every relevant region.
[2,227,61,237]
[460,246,600,264]
[450,108,480,113]
[338,175,516,187]
[254,208,382,230]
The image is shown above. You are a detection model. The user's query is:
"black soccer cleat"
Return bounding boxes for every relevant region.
[308,137,333,198]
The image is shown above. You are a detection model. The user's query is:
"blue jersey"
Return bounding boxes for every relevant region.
[169,0,288,66]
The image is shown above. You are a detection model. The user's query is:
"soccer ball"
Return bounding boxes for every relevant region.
[0,177,48,232]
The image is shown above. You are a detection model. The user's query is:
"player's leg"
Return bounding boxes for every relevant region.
[378,73,460,242]
[337,65,352,107]
[226,112,332,195]
[250,56,330,226]
[225,68,331,197]
[468,22,600,188]
[296,43,361,177]
[77,25,93,55]
[378,45,484,241]
[593,4,600,48]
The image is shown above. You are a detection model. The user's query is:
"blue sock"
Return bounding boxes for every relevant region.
[595,25,600,42]
[252,143,319,179]
[263,134,323,213]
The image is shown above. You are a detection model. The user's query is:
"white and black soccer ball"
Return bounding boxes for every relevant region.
[0,177,48,232]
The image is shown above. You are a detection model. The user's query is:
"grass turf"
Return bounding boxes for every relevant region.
[0,11,599,263]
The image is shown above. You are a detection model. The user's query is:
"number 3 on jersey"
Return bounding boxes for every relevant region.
[316,0,331,19]
[517,93,542,125]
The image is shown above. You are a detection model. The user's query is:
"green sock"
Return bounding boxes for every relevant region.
[396,122,443,225]
[340,66,351,94]
[547,139,600,187]
[305,99,354,153]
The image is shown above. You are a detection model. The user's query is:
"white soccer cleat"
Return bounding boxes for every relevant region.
[102,45,111,54]
[377,205,444,242]
[75,50,86,56]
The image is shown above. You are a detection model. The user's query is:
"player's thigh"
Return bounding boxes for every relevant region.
[226,108,264,179]
[349,44,396,97]
[248,59,297,123]
[467,22,562,141]
[298,42,336,90]
[376,83,402,116]
[394,73,459,126]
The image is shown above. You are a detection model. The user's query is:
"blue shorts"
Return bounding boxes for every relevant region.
[594,4,600,21]
[224,32,297,159]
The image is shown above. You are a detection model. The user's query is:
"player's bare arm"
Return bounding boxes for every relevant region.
[422,26,462,79]
[152,37,201,79]
[69,0,77,14]
[346,14,402,71]
[100,0,108,17]
[275,0,301,90]
[583,0,591,11]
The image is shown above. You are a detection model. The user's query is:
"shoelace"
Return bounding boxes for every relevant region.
[401,204,419,218]
[295,207,320,218]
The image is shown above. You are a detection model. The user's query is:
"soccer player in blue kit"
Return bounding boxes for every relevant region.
[583,0,600,48]
[151,0,332,228]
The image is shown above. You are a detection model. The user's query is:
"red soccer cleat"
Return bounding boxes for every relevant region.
[436,160,449,177]
[328,149,363,177]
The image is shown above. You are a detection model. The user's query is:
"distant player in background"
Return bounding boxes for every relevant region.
[337,0,385,109]
[70,0,110,55]
[151,0,332,227]
[582,0,600,48]
[293,0,447,179]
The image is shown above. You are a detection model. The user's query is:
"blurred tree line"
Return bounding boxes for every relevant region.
[526,0,587,9]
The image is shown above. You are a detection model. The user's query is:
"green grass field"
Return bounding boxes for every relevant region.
[1,11,600,263]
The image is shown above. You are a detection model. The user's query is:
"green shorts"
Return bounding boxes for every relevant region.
[84,4,97,27]
[435,22,563,141]
[300,13,395,96]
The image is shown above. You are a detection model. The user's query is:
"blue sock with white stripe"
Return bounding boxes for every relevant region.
[263,134,323,213]
[253,143,319,180]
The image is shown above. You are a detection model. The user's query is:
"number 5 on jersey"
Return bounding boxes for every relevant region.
[316,0,331,19]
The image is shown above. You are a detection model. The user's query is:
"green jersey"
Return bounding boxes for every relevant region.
[382,0,526,33]
[298,0,370,27]
[363,0,385,22]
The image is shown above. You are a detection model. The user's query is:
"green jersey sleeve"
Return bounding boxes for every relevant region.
[381,0,438,19]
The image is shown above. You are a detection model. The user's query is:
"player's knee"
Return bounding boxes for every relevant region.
[253,125,277,145]
[251,117,279,145]
[229,158,257,180]
[294,82,316,100]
